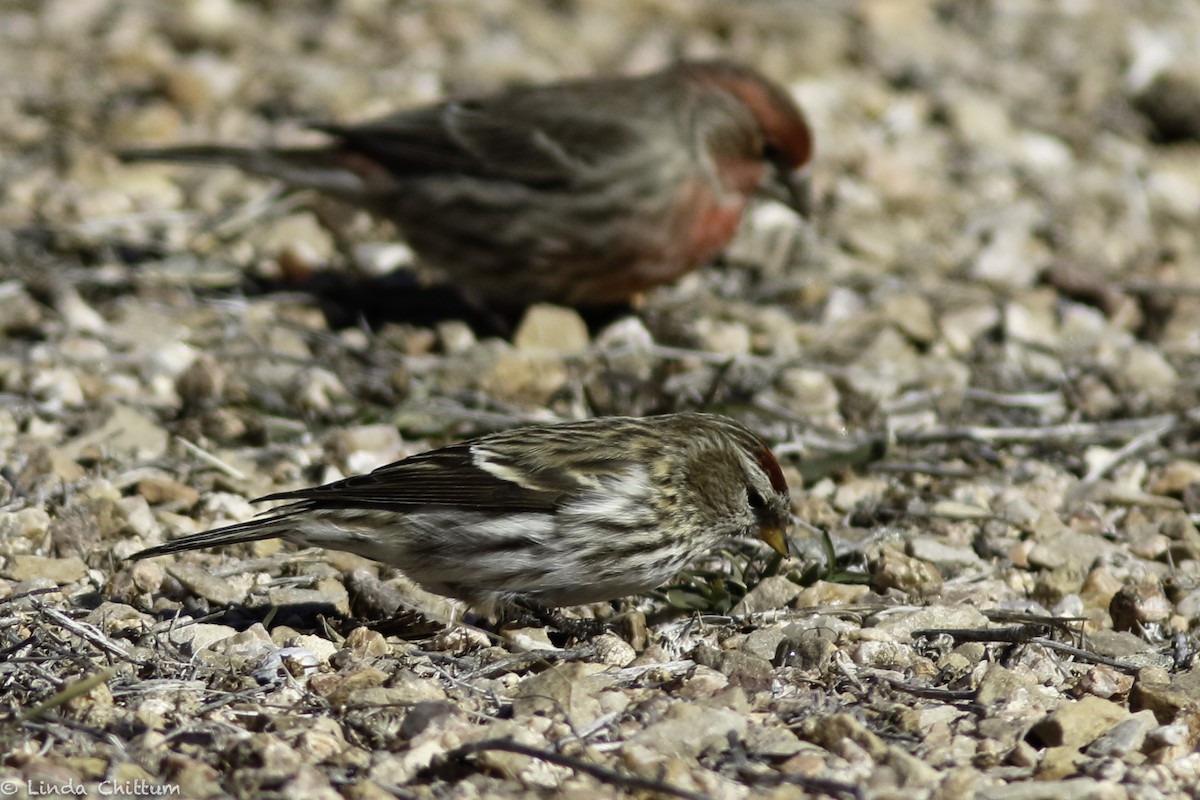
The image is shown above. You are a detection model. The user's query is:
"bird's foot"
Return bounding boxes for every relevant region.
[512,602,612,640]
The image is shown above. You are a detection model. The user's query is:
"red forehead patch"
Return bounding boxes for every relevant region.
[755,444,788,495]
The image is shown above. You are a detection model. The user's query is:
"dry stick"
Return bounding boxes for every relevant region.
[913,624,1052,645]
[19,667,116,722]
[887,681,978,703]
[174,435,248,481]
[1123,279,1200,297]
[463,645,596,681]
[896,413,1178,446]
[1029,638,1147,675]
[0,586,61,606]
[913,625,1143,674]
[869,461,976,478]
[34,603,149,667]
[961,388,1065,409]
[1065,415,1178,504]
[443,738,712,800]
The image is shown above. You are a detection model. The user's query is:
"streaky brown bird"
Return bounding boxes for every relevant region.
[130,413,791,615]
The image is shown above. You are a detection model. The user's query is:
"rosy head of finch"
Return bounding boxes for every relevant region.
[118,60,813,311]
[130,413,792,614]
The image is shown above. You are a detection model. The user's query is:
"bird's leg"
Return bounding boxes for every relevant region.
[511,600,610,639]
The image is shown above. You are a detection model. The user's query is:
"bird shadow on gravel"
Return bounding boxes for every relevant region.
[8,224,638,340]
[247,268,637,339]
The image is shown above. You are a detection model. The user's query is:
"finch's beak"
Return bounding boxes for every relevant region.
[759,162,812,218]
[759,525,789,557]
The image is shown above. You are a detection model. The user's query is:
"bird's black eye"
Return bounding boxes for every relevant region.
[747,487,767,511]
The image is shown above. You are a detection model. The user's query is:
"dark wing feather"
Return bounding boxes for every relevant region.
[255,443,564,513]
[312,86,646,187]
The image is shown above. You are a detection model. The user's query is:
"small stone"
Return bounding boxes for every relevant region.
[63,406,169,461]
[675,666,728,700]
[353,242,414,277]
[284,634,338,666]
[129,560,164,594]
[293,368,350,415]
[1131,666,1200,726]
[1109,343,1179,403]
[338,679,447,709]
[53,285,107,334]
[168,622,239,653]
[0,281,44,334]
[591,633,636,666]
[874,604,991,643]
[940,304,1000,355]
[745,723,805,758]
[1085,711,1157,758]
[1029,696,1130,749]
[1080,567,1124,612]
[906,538,984,575]
[343,626,391,659]
[30,368,85,407]
[295,719,348,762]
[625,703,747,760]
[436,320,476,355]
[1177,588,1200,619]
[774,368,842,422]
[330,424,404,457]
[513,304,589,354]
[715,651,774,692]
[175,353,226,407]
[870,545,943,595]
[256,213,335,273]
[1077,664,1135,700]
[136,475,200,507]
[730,575,802,615]
[694,319,751,355]
[1003,290,1060,348]
[1033,746,1085,781]
[1,555,88,584]
[0,507,52,542]
[117,495,159,539]
[881,293,936,344]
[268,579,351,616]
[972,207,1049,290]
[793,580,870,607]
[1110,582,1172,632]
[512,661,610,729]
[481,349,569,405]
[773,627,838,670]
[1149,460,1200,496]
[741,627,788,662]
[168,563,253,606]
[1135,70,1200,141]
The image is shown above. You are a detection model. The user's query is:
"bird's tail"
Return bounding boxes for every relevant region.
[116,145,374,196]
[128,511,297,560]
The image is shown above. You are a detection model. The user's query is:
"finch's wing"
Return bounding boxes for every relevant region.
[257,440,637,513]
[311,91,645,187]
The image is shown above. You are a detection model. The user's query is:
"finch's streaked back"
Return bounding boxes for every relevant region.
[130,413,791,613]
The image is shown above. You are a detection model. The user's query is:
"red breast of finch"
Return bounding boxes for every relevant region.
[118,60,813,311]
[130,413,792,614]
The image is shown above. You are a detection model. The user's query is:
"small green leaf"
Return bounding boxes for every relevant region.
[664,588,715,610]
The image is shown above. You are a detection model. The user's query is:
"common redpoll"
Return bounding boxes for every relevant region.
[131,413,791,613]
[118,60,812,311]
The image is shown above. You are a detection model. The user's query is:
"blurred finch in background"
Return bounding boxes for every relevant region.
[120,60,813,312]
[130,413,791,617]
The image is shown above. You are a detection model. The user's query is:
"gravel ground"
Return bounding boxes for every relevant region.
[2,1,1200,798]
